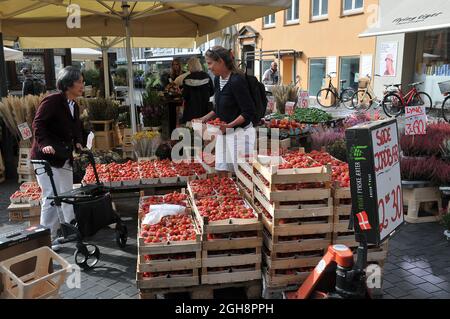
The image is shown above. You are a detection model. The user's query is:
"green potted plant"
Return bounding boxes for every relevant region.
[141,89,162,131]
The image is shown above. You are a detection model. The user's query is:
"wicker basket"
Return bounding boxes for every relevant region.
[358,77,370,89]
[438,80,450,94]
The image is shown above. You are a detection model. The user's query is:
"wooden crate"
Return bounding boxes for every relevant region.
[251,160,334,290]
[236,161,254,198]
[122,128,133,150]
[331,186,357,247]
[91,120,115,151]
[7,203,40,225]
[190,197,263,285]
[17,148,35,183]
[139,279,261,299]
[136,208,202,290]
[252,159,332,203]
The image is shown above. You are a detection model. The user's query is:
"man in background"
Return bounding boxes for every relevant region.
[262,61,279,85]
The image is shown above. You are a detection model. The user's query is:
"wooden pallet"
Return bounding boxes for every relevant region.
[136,205,202,290]
[403,186,443,223]
[139,279,261,299]
[190,196,263,285]
[17,148,35,183]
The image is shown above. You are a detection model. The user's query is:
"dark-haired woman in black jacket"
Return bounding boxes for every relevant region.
[194,46,256,174]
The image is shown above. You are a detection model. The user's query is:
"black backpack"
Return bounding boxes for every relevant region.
[244,73,268,126]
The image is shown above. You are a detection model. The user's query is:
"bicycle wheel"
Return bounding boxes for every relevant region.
[411,92,433,114]
[341,88,355,109]
[352,90,373,110]
[316,88,336,108]
[382,92,403,117]
[442,96,450,123]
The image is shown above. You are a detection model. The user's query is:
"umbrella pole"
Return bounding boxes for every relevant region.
[0,30,8,97]
[101,38,110,98]
[125,25,137,134]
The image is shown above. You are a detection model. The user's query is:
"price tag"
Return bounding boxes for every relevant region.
[405,105,427,135]
[297,91,309,109]
[285,101,296,115]
[18,122,32,140]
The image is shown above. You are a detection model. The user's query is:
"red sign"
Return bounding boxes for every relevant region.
[405,105,427,135]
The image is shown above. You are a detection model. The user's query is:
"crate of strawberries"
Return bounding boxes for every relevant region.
[137,192,202,289]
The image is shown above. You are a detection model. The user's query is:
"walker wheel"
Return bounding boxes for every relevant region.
[74,244,100,270]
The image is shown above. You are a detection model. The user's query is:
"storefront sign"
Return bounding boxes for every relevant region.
[405,105,427,135]
[345,119,404,245]
[18,122,32,140]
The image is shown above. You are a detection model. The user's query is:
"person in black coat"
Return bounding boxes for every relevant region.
[181,57,214,124]
[194,46,256,174]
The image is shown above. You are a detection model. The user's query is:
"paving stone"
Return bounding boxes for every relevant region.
[113,294,133,299]
[422,274,447,285]
[384,287,410,298]
[384,274,405,284]
[403,274,427,285]
[416,282,443,294]
[395,281,418,292]
[408,267,431,277]
[108,281,135,293]
[436,282,450,292]
[95,289,121,299]
[405,288,433,299]
[430,291,450,299]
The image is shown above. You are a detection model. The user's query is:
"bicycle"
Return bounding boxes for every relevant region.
[382,81,433,117]
[316,72,355,109]
[439,80,450,122]
[351,74,383,110]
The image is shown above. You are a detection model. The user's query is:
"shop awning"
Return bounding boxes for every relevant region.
[359,0,450,37]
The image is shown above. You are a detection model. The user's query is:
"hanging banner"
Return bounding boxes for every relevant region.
[345,119,404,245]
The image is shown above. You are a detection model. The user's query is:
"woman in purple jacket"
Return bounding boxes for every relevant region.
[31,66,84,250]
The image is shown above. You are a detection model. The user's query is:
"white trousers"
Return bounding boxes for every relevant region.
[215,124,256,173]
[33,160,75,239]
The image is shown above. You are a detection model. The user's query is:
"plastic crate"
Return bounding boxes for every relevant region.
[0,247,70,299]
[438,80,450,94]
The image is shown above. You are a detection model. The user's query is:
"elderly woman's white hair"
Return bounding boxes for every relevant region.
[187,57,203,73]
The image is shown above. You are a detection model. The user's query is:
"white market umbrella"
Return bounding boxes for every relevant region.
[0,0,292,133]
[4,47,23,61]
[71,48,102,61]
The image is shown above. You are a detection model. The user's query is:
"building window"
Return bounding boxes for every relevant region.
[187,48,194,53]
[340,56,360,90]
[263,14,276,28]
[343,0,364,15]
[176,48,183,54]
[309,58,326,96]
[312,0,328,20]
[285,0,299,24]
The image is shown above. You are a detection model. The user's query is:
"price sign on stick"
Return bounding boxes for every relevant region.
[345,119,404,245]
[405,105,427,135]
[18,122,32,140]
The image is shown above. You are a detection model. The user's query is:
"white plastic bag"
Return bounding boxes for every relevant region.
[142,204,186,225]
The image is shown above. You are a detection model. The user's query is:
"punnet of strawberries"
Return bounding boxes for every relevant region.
[195,196,255,221]
[280,151,322,169]
[189,176,239,198]
[140,214,197,243]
